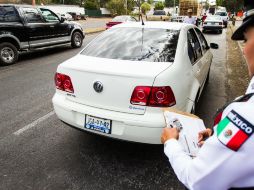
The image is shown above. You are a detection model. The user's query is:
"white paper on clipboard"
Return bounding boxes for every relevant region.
[164,111,206,157]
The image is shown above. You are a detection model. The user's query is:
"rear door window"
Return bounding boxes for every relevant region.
[187,29,202,63]
[0,6,20,22]
[22,7,44,23]
[40,8,59,22]
[81,28,179,62]
[194,28,209,53]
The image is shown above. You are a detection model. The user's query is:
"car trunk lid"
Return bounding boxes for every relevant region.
[58,55,172,115]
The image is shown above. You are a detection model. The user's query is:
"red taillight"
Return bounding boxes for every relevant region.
[130,86,176,107]
[130,86,151,106]
[149,86,176,107]
[54,73,74,93]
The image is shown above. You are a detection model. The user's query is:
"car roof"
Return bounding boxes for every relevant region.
[113,21,191,30]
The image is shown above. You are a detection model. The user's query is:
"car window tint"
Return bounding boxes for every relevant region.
[188,41,196,64]
[153,10,166,15]
[40,8,59,22]
[81,28,179,62]
[0,6,20,22]
[23,7,44,23]
[112,16,127,22]
[216,12,227,16]
[194,28,209,52]
[187,29,202,61]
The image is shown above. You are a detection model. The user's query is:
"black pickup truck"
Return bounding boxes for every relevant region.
[0,4,85,66]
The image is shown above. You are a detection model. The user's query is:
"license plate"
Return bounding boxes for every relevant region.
[85,115,112,134]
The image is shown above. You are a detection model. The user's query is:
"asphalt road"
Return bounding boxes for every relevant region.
[0,27,246,190]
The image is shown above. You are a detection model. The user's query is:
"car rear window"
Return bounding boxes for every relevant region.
[206,16,221,21]
[153,10,166,15]
[112,16,128,22]
[215,12,227,16]
[0,6,20,22]
[81,28,179,62]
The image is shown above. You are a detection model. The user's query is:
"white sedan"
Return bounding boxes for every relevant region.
[52,22,217,144]
[203,15,224,33]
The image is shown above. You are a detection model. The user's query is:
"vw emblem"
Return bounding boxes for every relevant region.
[93,81,103,93]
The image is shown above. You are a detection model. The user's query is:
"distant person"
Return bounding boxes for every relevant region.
[161,0,254,189]
[201,13,207,25]
[183,9,196,25]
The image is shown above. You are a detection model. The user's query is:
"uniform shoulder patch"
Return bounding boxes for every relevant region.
[213,93,254,126]
[217,109,254,151]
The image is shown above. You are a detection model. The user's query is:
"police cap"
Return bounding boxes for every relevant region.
[232,0,254,40]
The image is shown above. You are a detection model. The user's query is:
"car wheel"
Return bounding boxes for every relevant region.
[71,32,83,48]
[0,42,18,66]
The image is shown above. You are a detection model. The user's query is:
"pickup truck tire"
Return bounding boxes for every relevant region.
[71,32,83,48]
[0,42,18,66]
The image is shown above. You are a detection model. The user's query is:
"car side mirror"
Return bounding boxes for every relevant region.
[60,17,65,23]
[210,43,219,49]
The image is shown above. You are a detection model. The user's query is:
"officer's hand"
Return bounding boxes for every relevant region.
[198,128,213,147]
[161,127,179,144]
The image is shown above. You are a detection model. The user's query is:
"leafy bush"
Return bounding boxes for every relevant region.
[106,0,125,15]
[154,1,164,10]
[84,0,99,10]
[106,0,135,15]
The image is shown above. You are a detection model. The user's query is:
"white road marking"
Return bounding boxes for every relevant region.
[14,111,55,135]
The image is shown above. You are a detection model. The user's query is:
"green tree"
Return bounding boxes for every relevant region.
[84,0,99,10]
[106,0,135,15]
[216,0,223,6]
[216,0,244,12]
[154,1,164,10]
[164,0,179,8]
[147,0,153,5]
[141,2,151,14]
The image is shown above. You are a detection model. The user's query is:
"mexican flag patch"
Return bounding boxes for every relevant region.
[217,110,254,151]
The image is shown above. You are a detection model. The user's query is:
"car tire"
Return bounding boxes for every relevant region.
[71,32,83,48]
[0,42,18,66]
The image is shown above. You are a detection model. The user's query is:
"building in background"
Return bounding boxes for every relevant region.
[179,0,199,15]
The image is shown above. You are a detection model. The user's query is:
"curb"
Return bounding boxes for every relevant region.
[229,23,246,65]
[84,27,105,35]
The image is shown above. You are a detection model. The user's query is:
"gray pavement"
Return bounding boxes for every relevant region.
[0,26,249,190]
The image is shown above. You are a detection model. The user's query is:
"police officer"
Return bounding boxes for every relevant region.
[161,0,254,189]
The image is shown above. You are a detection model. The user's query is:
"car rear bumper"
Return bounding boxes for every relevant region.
[52,93,165,144]
[203,26,223,30]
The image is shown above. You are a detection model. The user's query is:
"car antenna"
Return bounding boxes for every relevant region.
[139,13,144,25]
